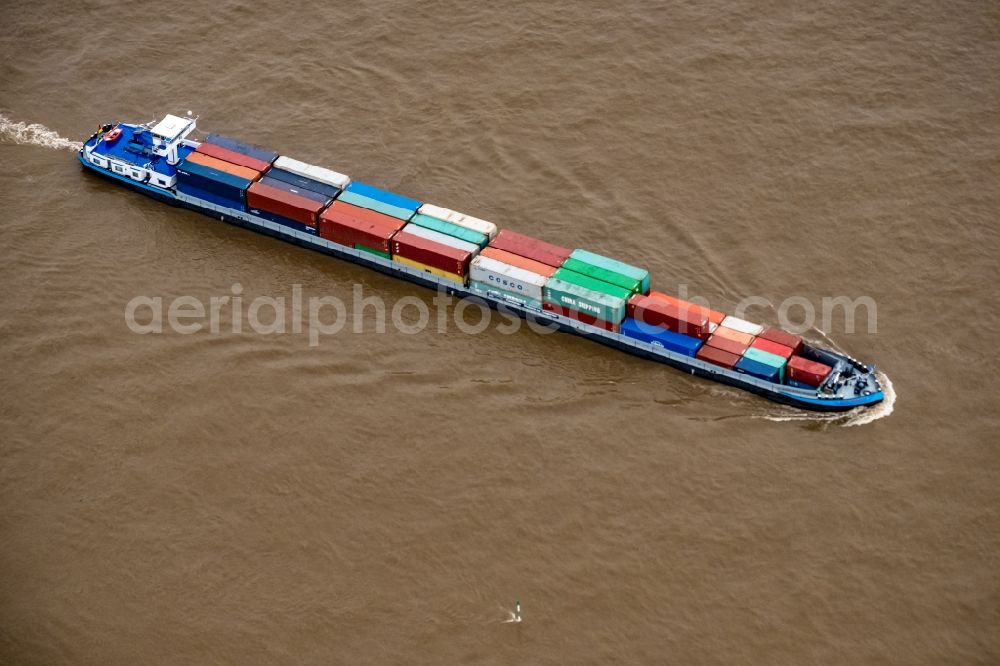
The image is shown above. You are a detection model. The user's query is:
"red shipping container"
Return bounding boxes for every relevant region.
[197,142,272,173]
[697,345,740,369]
[480,246,558,278]
[627,294,711,340]
[543,302,619,332]
[648,290,726,326]
[488,229,572,268]
[392,230,472,276]
[751,337,793,359]
[319,201,406,253]
[246,182,326,227]
[706,334,748,357]
[757,327,804,355]
[787,356,833,386]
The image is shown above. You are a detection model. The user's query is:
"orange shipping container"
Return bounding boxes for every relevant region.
[186,151,261,182]
[648,290,726,325]
[713,326,755,347]
[321,201,404,232]
[196,142,272,172]
[480,246,558,278]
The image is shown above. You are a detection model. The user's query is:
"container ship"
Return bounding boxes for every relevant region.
[78,114,885,412]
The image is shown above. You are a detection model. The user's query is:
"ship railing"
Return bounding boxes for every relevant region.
[174,191,834,400]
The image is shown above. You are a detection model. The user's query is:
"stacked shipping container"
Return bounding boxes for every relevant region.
[567,249,650,295]
[489,230,572,268]
[467,230,567,312]
[418,204,498,240]
[393,224,480,283]
[469,256,547,309]
[176,134,276,214]
[319,201,405,259]
[392,230,472,283]
[247,155,350,233]
[544,268,632,331]
[340,181,420,221]
[174,135,833,388]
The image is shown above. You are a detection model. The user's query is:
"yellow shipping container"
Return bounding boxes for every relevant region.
[394,255,465,285]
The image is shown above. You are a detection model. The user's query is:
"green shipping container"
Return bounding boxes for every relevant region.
[570,248,650,294]
[560,256,642,295]
[355,244,391,260]
[409,213,489,248]
[743,347,787,381]
[470,280,543,310]
[544,274,629,323]
[551,268,633,301]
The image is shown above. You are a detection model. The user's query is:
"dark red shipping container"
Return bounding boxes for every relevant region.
[696,345,740,369]
[627,294,711,340]
[489,230,571,268]
[542,302,619,332]
[787,355,833,387]
[246,182,326,227]
[197,142,272,173]
[319,201,406,253]
[392,230,472,276]
[757,327,803,355]
[750,337,794,359]
[706,334,748,357]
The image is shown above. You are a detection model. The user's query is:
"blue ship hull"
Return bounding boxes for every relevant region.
[78,142,884,413]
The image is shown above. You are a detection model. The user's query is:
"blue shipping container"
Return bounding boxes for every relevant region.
[177,159,253,203]
[345,180,421,212]
[786,379,817,391]
[205,133,278,164]
[247,206,317,235]
[264,167,342,200]
[260,176,333,206]
[621,317,703,357]
[176,182,244,211]
[735,356,782,383]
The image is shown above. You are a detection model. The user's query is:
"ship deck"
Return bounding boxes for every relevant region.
[86,124,196,176]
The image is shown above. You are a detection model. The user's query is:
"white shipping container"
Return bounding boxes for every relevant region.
[418,203,498,240]
[470,256,548,301]
[721,315,763,336]
[401,223,480,255]
[273,155,351,189]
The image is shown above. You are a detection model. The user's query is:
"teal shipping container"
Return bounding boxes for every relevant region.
[743,346,787,381]
[409,213,489,248]
[338,191,416,221]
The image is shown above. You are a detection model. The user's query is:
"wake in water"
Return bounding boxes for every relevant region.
[0,114,82,151]
[499,601,523,624]
[754,371,896,427]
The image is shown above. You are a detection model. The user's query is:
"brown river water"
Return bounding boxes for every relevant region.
[1,1,998,663]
